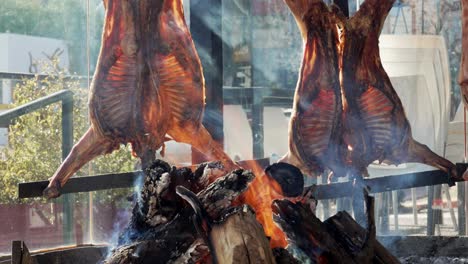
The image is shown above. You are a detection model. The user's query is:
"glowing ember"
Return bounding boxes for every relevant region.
[348,145,353,151]
[236,160,288,248]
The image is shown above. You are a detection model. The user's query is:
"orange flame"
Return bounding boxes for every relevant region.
[236,160,288,248]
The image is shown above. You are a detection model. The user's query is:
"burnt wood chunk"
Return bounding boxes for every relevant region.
[209,206,276,264]
[272,192,400,264]
[265,162,304,197]
[324,212,400,264]
[273,199,357,263]
[105,160,254,263]
[272,248,301,264]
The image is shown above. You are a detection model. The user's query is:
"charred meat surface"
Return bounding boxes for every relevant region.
[44,0,235,198]
[282,0,458,180]
[280,0,344,178]
[341,0,456,178]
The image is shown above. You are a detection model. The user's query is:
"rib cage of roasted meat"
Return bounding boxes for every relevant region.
[43,0,236,198]
[282,0,458,179]
[280,0,344,178]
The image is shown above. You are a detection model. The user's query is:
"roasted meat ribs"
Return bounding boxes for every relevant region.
[280,0,344,178]
[44,0,235,198]
[341,0,456,177]
[282,0,458,179]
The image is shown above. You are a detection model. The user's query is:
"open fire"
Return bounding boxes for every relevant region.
[103,159,401,263]
[235,160,288,248]
[12,0,467,263]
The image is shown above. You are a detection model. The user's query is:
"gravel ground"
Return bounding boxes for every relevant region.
[400,256,468,264]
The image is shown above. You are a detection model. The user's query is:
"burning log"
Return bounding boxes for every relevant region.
[105,160,280,263]
[236,162,305,248]
[203,205,276,264]
[272,191,400,264]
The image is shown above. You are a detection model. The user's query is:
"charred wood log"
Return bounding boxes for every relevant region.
[209,206,276,264]
[272,192,399,264]
[265,162,304,197]
[324,211,400,264]
[273,199,357,263]
[177,186,276,264]
[105,160,254,264]
[272,248,301,264]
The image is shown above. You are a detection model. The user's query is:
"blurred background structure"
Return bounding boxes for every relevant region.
[0,0,466,255]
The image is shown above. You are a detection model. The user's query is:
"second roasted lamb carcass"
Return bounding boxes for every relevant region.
[44,0,236,198]
[280,0,345,178]
[341,0,457,178]
[282,0,458,179]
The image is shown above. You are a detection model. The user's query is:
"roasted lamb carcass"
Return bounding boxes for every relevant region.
[44,0,236,198]
[340,0,458,178]
[279,0,345,178]
[460,0,468,107]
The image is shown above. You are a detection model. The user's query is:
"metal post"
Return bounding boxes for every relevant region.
[421,0,425,34]
[252,88,264,159]
[392,190,399,231]
[459,182,466,235]
[381,192,390,234]
[322,174,330,219]
[427,185,434,235]
[444,184,458,232]
[61,96,74,244]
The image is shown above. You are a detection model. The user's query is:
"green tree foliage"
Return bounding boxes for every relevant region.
[0,60,136,203]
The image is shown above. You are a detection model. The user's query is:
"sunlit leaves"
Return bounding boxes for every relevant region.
[0,60,136,203]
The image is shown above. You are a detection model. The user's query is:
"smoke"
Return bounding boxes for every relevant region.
[106,172,144,255]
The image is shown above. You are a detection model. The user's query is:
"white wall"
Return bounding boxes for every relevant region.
[0,33,69,75]
[0,33,69,147]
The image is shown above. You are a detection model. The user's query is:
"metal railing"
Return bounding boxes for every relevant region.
[0,72,75,244]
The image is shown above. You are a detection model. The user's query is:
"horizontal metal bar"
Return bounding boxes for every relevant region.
[223,87,294,106]
[19,160,466,199]
[0,72,90,80]
[18,159,271,199]
[262,96,293,107]
[19,171,143,198]
[309,167,465,200]
[0,90,73,126]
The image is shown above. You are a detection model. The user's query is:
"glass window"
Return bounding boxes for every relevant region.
[0,0,466,258]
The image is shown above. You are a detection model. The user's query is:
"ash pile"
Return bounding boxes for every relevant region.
[103,160,400,264]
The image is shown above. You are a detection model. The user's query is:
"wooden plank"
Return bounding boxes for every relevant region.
[20,242,32,264]
[11,241,22,264]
